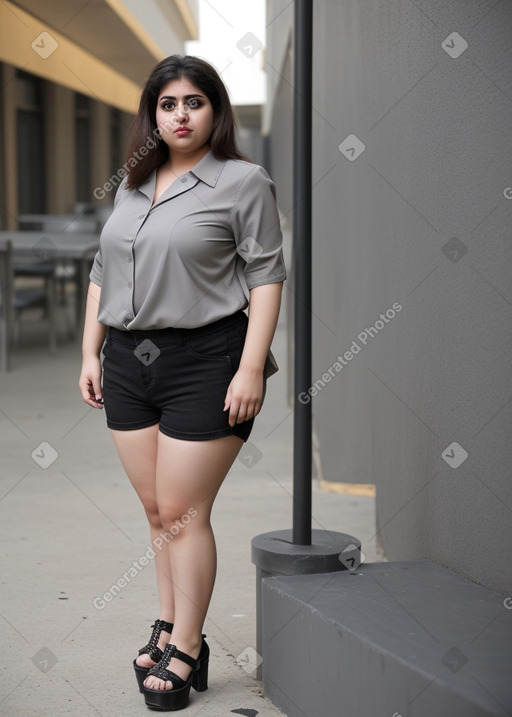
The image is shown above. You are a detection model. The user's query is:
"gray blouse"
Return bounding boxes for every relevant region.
[89,150,286,331]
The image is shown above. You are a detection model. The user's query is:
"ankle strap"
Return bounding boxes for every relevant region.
[162,643,198,670]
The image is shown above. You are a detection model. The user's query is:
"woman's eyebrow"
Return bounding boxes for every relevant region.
[159,94,205,101]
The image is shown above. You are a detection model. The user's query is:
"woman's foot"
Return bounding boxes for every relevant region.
[133,619,174,693]
[144,636,202,691]
[135,625,173,669]
[143,638,209,711]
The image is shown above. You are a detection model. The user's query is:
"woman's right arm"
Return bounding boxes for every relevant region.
[78,281,107,408]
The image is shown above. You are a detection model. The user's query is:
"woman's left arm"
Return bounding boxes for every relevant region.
[224,282,283,426]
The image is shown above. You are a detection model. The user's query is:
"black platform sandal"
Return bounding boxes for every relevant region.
[133,620,174,693]
[143,640,210,711]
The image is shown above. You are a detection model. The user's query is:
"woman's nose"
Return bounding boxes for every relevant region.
[175,103,189,121]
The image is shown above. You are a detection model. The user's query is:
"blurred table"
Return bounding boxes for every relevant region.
[0,230,100,334]
[18,213,102,232]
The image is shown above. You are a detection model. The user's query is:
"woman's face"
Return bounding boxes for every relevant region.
[155,77,214,158]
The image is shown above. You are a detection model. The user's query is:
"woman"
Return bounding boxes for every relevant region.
[78,54,285,711]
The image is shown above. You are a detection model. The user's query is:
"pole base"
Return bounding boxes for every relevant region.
[251,529,363,679]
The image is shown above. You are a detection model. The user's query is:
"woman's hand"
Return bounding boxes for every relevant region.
[223,283,283,427]
[79,355,104,409]
[79,283,107,408]
[224,366,264,426]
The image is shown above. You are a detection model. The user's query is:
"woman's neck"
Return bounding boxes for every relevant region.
[165,145,210,176]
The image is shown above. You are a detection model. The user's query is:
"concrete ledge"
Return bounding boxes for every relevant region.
[261,560,512,717]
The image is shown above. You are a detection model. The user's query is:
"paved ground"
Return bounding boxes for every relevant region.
[0,289,382,716]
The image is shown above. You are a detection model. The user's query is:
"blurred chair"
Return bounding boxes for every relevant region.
[17,214,101,337]
[73,203,113,229]
[0,239,57,371]
[0,240,13,370]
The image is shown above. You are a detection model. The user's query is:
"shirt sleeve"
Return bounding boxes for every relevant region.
[89,177,127,287]
[230,165,287,290]
[89,245,102,286]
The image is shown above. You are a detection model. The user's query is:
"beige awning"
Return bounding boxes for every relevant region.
[0,0,197,113]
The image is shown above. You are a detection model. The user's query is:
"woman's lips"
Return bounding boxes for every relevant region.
[174,128,192,136]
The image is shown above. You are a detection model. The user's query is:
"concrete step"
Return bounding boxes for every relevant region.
[261,560,512,717]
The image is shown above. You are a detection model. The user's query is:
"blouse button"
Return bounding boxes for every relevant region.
[127,256,132,263]
[128,282,132,288]
[138,214,145,219]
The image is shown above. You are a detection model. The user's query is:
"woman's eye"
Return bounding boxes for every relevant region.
[160,98,202,111]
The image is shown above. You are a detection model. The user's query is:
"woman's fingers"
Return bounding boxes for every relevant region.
[225,396,261,426]
[91,376,103,404]
[227,396,240,427]
[79,370,104,408]
[80,387,104,408]
[224,369,264,425]
[236,399,261,423]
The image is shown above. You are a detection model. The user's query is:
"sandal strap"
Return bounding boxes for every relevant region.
[147,666,187,690]
[146,645,164,663]
[168,646,199,670]
[138,619,174,659]
[146,643,199,685]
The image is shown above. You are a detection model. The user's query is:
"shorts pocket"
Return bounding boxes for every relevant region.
[225,328,246,373]
[185,331,230,362]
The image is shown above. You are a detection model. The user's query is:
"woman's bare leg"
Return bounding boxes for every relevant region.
[144,432,243,690]
[110,425,174,668]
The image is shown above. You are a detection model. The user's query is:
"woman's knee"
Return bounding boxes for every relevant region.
[143,499,163,530]
[156,503,201,535]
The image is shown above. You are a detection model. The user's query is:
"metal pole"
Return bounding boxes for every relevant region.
[292,0,313,546]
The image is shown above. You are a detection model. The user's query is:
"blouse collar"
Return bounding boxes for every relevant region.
[189,149,227,187]
[137,148,227,201]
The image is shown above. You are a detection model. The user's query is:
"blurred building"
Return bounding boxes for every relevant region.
[0,0,199,229]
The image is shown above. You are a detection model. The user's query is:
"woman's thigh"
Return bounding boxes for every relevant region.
[155,432,243,526]
[110,424,160,515]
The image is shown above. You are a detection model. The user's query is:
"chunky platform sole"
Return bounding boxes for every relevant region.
[133,620,174,694]
[143,641,209,711]
[134,658,153,694]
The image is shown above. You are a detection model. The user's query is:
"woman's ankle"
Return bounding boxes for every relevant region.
[157,628,173,651]
[167,632,202,657]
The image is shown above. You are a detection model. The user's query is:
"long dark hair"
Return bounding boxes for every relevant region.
[124,54,248,189]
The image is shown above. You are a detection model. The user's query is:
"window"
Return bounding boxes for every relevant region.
[75,93,91,202]
[110,107,123,177]
[16,71,46,213]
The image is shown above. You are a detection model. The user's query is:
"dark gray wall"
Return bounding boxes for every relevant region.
[264,2,294,215]
[266,0,512,595]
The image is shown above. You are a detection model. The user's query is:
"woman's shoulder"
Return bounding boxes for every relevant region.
[221,158,273,186]
[218,159,277,211]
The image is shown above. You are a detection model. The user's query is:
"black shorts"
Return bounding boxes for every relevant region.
[101,310,256,442]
